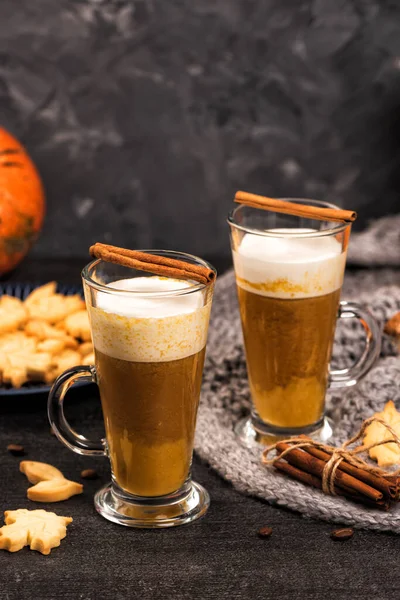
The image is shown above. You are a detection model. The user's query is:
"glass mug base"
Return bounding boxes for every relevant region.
[234,414,333,448]
[94,480,210,528]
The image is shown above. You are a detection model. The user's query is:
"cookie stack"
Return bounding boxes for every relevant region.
[0,282,93,387]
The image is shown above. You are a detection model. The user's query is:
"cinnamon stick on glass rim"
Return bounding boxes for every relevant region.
[89,243,215,285]
[234,191,357,223]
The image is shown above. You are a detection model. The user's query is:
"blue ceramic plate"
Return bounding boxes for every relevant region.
[0,282,88,397]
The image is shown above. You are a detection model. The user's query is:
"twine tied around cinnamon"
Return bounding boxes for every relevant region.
[262,417,400,497]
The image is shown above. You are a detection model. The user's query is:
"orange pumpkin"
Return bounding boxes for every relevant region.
[0,128,45,275]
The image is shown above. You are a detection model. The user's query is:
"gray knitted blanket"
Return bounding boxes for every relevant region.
[196,234,400,532]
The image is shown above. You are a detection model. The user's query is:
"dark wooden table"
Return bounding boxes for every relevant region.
[0,257,399,600]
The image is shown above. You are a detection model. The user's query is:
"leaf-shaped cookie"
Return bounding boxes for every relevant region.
[363,401,400,466]
[20,461,64,484]
[0,509,72,554]
[65,310,91,341]
[27,479,83,502]
[25,282,57,306]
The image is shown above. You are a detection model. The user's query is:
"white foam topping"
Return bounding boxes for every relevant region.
[88,277,211,362]
[233,229,346,298]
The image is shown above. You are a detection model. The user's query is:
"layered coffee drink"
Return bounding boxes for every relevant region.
[88,277,211,497]
[233,230,346,429]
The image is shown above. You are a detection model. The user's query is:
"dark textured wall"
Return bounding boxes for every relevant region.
[1,0,400,259]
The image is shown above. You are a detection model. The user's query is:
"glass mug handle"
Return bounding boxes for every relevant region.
[329,300,382,389]
[48,365,106,456]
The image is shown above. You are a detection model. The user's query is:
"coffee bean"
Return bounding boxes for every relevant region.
[81,468,99,480]
[330,527,354,541]
[7,444,25,456]
[258,526,273,539]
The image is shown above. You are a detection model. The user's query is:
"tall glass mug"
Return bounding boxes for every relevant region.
[48,251,216,528]
[228,200,381,446]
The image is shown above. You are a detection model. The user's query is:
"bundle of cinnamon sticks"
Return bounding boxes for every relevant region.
[265,438,400,510]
